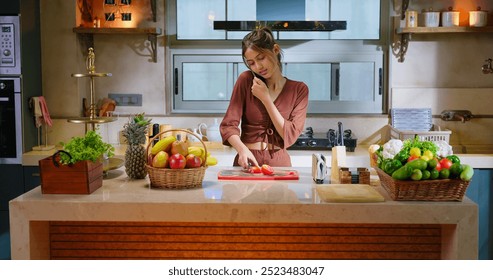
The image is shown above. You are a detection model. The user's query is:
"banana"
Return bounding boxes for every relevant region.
[188,146,206,161]
[206,156,218,166]
[151,135,176,155]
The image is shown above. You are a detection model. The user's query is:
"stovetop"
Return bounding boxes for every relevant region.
[287,127,357,151]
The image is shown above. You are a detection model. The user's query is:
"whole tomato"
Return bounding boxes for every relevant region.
[435,161,442,172]
[439,158,453,170]
[261,164,274,175]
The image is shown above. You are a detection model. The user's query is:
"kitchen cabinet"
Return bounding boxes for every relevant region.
[465,169,493,260]
[392,0,493,62]
[23,166,40,193]
[0,165,23,211]
[0,210,10,260]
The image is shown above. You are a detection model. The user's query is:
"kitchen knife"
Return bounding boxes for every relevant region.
[337,122,344,146]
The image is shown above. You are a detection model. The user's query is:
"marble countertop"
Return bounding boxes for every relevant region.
[22,144,493,168]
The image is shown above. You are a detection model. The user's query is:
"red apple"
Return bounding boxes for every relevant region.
[169,153,186,169]
[185,154,202,168]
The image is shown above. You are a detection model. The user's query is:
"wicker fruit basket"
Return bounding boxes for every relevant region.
[375,167,470,201]
[146,129,207,189]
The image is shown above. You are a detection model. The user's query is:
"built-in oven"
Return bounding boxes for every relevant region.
[0,15,22,164]
[0,77,21,164]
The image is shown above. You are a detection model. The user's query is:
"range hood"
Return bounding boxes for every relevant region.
[213,20,346,32]
[213,0,346,32]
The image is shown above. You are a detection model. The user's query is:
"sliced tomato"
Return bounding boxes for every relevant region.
[248,166,262,174]
[261,164,274,175]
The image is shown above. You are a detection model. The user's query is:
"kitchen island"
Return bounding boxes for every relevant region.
[10,166,477,260]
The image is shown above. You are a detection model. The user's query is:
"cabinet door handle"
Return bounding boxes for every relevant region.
[379,67,383,95]
[174,68,179,95]
[335,68,340,97]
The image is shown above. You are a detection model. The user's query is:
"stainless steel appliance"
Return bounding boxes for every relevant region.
[0,15,22,164]
[0,16,21,75]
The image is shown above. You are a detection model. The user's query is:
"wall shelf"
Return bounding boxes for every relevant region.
[397,26,493,34]
[392,0,493,62]
[73,27,162,62]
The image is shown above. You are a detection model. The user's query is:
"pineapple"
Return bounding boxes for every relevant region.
[122,113,151,179]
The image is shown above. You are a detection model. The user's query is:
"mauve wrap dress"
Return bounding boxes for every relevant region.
[220,71,309,167]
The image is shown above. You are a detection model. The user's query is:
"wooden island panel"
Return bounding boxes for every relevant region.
[49,221,441,260]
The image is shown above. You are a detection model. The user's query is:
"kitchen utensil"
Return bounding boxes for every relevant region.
[469,7,488,27]
[312,153,328,184]
[336,124,343,146]
[217,169,299,180]
[316,184,385,203]
[442,7,460,27]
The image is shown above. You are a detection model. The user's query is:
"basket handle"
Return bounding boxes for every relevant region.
[146,128,208,167]
[52,150,73,167]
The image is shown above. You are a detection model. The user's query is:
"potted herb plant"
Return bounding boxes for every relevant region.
[39,130,114,194]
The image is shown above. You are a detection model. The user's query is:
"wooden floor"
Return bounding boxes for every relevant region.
[49,221,442,260]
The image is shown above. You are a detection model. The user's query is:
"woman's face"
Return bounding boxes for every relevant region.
[244,47,279,79]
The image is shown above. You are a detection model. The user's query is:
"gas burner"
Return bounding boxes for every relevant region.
[288,126,357,151]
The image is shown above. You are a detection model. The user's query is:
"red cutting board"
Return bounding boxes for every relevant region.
[218,169,299,180]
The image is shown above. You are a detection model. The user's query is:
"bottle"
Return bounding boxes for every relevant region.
[152,123,160,145]
[207,118,222,142]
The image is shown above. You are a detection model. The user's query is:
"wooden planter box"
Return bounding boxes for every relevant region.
[39,153,103,195]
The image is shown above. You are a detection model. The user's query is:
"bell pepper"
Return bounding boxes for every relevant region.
[394,150,409,164]
[446,155,461,164]
[383,159,403,175]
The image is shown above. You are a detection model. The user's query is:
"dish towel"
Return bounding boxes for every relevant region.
[30,96,53,128]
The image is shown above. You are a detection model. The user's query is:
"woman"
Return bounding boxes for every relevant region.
[220,27,309,168]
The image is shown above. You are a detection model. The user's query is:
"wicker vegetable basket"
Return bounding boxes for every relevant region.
[375,167,470,201]
[146,129,207,189]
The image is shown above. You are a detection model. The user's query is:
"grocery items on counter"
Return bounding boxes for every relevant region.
[374,136,473,181]
[148,135,218,169]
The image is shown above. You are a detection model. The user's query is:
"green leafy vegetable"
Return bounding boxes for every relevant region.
[397,136,438,164]
[58,130,114,165]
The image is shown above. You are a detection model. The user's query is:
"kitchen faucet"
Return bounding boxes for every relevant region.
[440,110,473,123]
